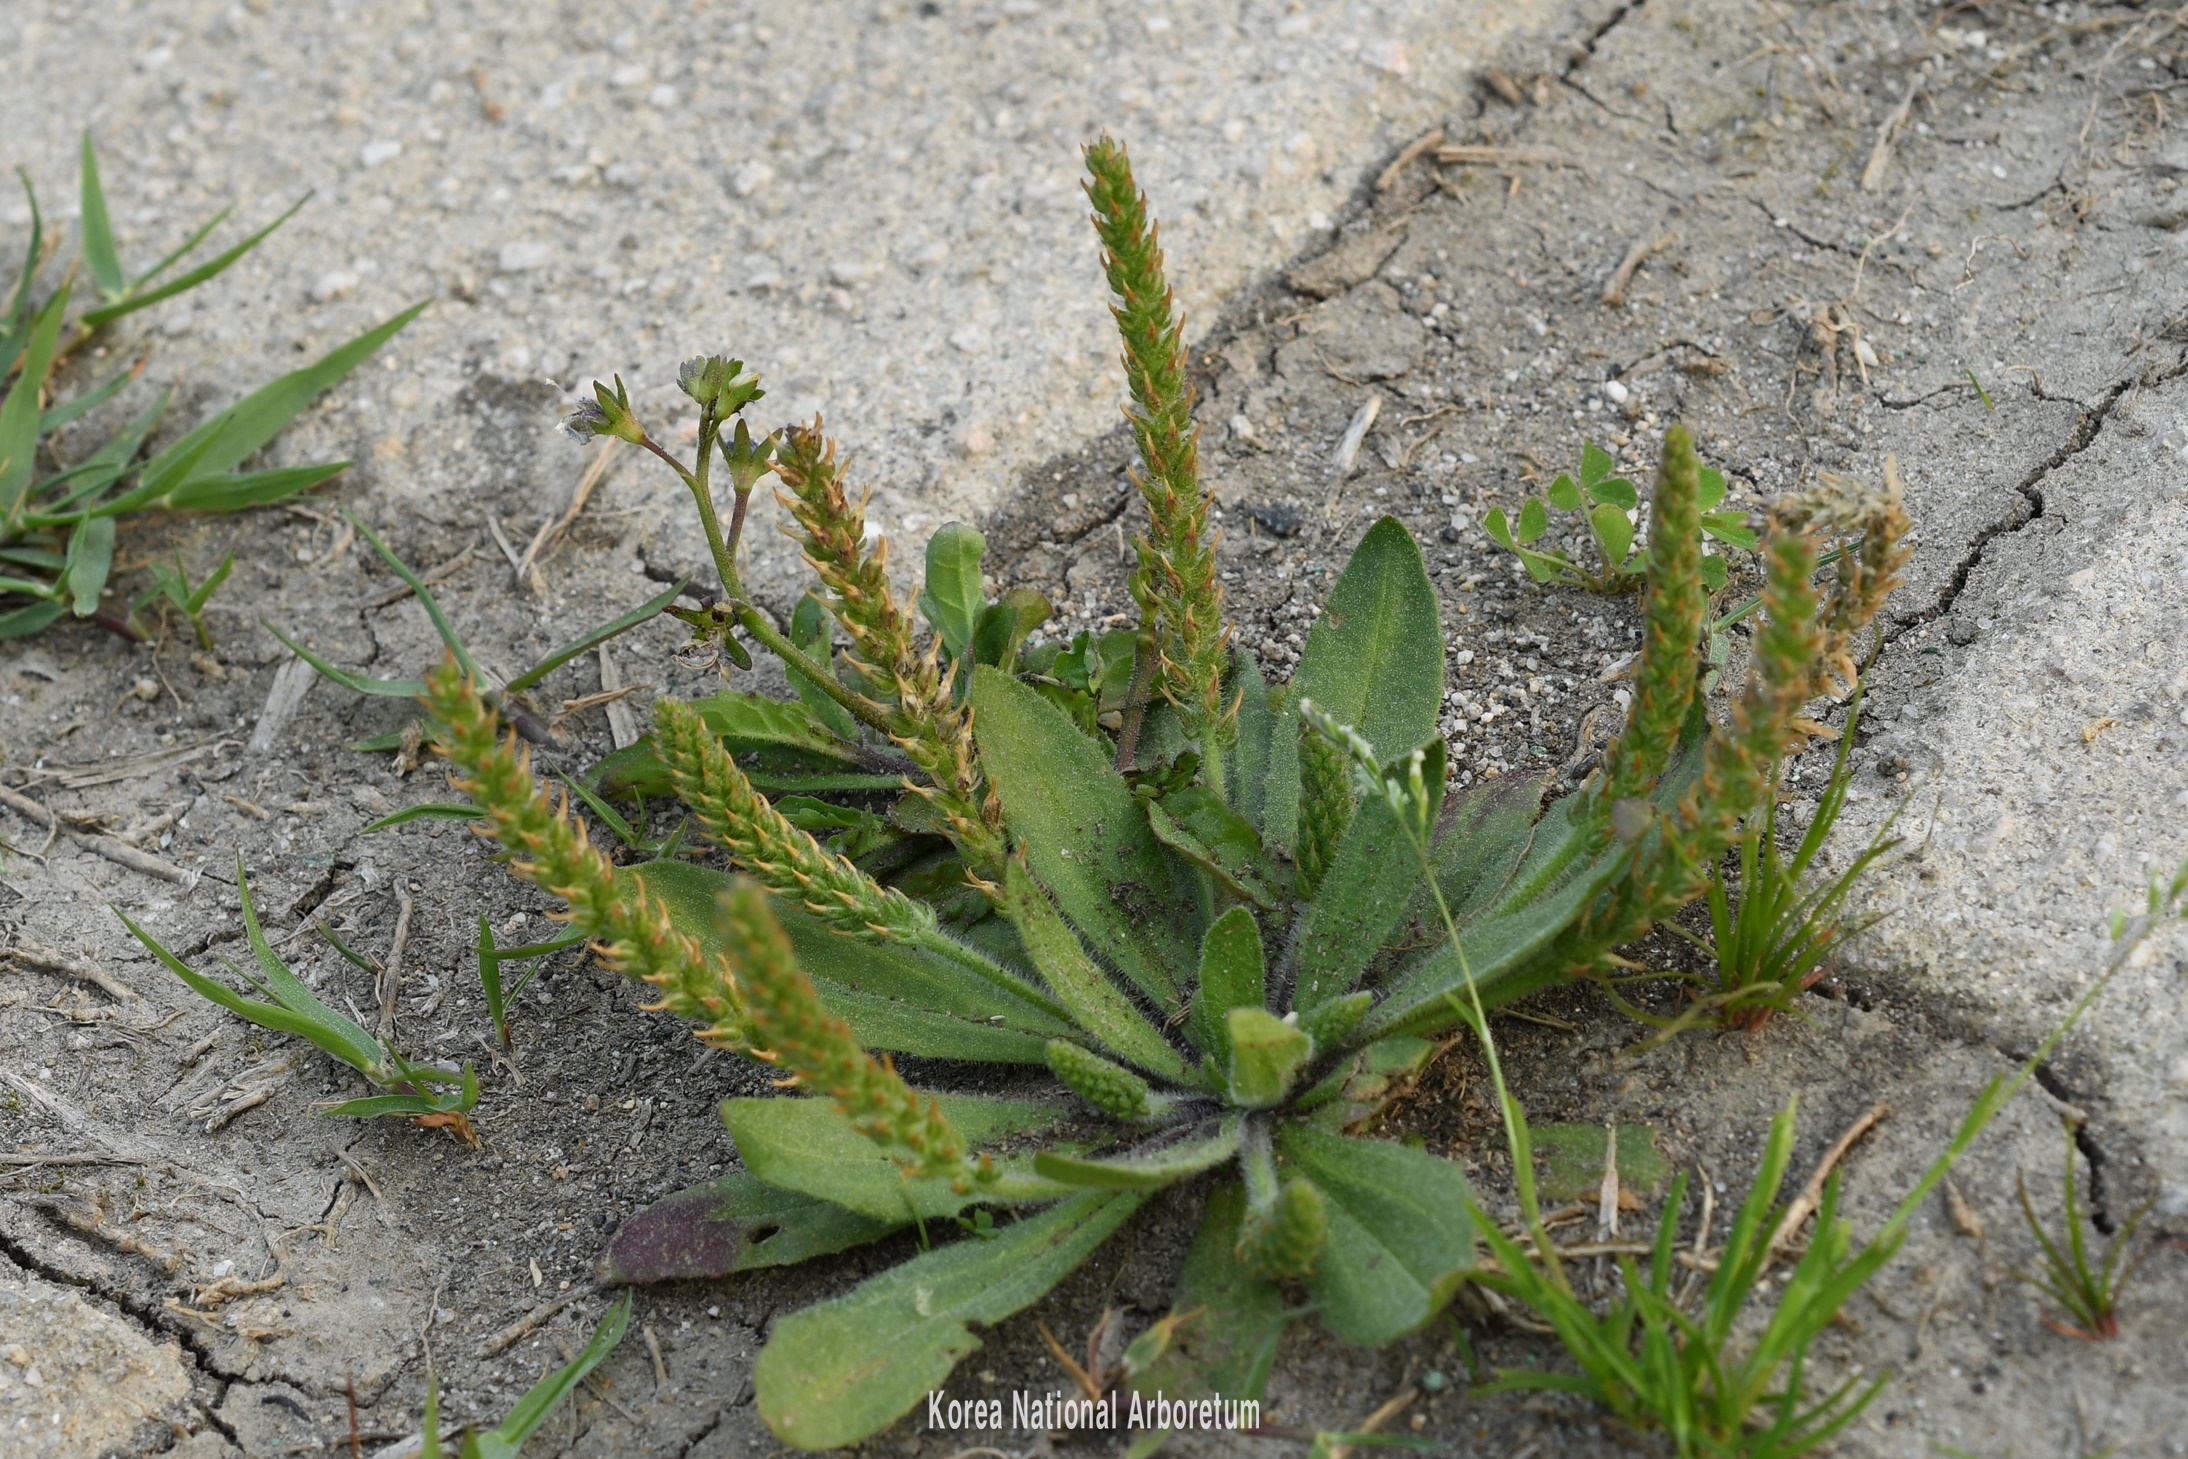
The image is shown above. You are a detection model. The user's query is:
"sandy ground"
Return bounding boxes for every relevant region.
[3,0,2187,1456]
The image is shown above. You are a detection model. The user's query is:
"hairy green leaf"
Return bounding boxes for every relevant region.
[1226,1008,1312,1109]
[917,521,986,662]
[1264,517,1442,854]
[1126,1182,1286,1418]
[1587,476,1638,512]
[1579,442,1615,489]
[1004,860,1191,1084]
[970,587,1050,672]
[1034,1114,1241,1189]
[1224,652,1275,833]
[1280,1124,1475,1345]
[1532,1123,1674,1202]
[1591,502,1634,566]
[754,1191,1145,1450]
[1189,907,1265,1063]
[721,1093,1072,1221]
[1412,773,1546,930]
[1291,739,1445,1012]
[621,859,1069,1053]
[971,666,1196,1007]
[1517,496,1551,542]
[1145,784,1280,909]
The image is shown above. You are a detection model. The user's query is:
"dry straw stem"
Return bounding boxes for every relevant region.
[1766,1098,1888,1266]
[770,423,1008,890]
[712,878,980,1188]
[423,660,752,1049]
[1084,135,1231,750]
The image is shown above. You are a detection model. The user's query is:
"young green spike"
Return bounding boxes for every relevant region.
[713,879,986,1190]
[1294,724,1354,899]
[771,421,1009,893]
[1083,135,1230,757]
[1595,423,1706,805]
[422,661,751,1050]
[1045,1039,1152,1122]
[653,696,934,942]
[1236,1176,1328,1280]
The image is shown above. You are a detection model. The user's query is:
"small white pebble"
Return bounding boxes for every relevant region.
[310,270,359,303]
[1603,379,1630,406]
[359,140,403,169]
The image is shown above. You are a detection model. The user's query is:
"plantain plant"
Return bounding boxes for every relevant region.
[412,136,1909,1450]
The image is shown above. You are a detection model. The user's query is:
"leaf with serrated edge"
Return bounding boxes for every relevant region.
[754,1191,1145,1450]
[721,1093,1072,1221]
[971,666,1196,1006]
[1280,1123,1475,1345]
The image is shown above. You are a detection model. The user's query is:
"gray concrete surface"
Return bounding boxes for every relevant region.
[2,0,1560,537]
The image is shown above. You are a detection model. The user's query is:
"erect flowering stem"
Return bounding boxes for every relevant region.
[422,660,751,1050]
[1595,424,1706,806]
[1083,135,1231,757]
[713,878,986,1189]
[771,420,1008,894]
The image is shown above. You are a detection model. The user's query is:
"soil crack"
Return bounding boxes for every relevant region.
[1916,373,2133,623]
[2028,1061,2117,1235]
[0,1217,243,1446]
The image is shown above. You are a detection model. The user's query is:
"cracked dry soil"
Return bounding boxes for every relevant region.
[5,0,2188,1455]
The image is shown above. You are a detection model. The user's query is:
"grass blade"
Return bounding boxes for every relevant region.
[5,168,42,343]
[127,301,426,502]
[37,363,137,434]
[77,134,125,300]
[344,513,483,680]
[0,285,69,522]
[504,580,686,692]
[480,1294,631,1457]
[361,802,483,833]
[161,462,349,513]
[82,194,310,328]
[0,602,66,638]
[124,204,231,291]
[263,624,428,697]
